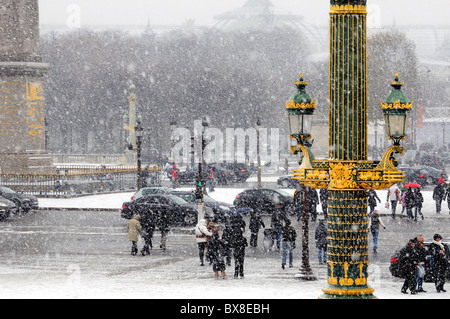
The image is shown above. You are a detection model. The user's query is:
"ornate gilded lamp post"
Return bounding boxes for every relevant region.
[285,0,413,299]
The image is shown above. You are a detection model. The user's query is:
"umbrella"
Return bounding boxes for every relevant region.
[403,183,421,188]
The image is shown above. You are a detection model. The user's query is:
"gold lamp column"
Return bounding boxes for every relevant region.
[285,0,413,299]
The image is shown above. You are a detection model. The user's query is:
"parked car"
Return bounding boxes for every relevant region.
[233,188,296,216]
[210,163,251,183]
[170,190,234,222]
[0,186,39,213]
[276,175,300,188]
[177,165,236,185]
[120,194,212,226]
[400,150,422,166]
[440,152,450,165]
[0,196,17,221]
[389,241,450,282]
[130,187,174,200]
[419,154,445,170]
[399,165,448,187]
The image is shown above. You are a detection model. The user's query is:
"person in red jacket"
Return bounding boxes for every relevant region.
[171,164,179,189]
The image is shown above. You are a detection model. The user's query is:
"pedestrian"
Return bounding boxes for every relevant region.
[433,179,446,214]
[158,210,171,251]
[413,188,424,221]
[445,183,450,214]
[367,189,381,214]
[171,164,179,189]
[319,188,328,218]
[221,223,233,267]
[195,218,213,266]
[127,214,142,256]
[368,210,386,254]
[208,231,227,279]
[281,219,297,269]
[308,188,319,222]
[230,213,246,236]
[315,216,327,265]
[231,230,248,278]
[404,187,415,220]
[400,189,407,214]
[270,209,286,250]
[140,210,156,256]
[429,234,448,293]
[413,235,427,293]
[398,239,418,294]
[249,210,265,248]
[386,184,401,218]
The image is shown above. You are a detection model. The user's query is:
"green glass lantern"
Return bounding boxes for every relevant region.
[380,73,413,145]
[286,74,316,146]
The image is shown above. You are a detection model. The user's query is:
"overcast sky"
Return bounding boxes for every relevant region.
[39,0,449,29]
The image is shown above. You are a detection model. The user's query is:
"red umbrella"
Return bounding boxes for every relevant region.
[403,183,421,188]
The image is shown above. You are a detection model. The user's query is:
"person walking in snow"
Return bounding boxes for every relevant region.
[368,210,386,254]
[140,210,156,256]
[399,239,418,295]
[208,231,227,279]
[413,235,427,293]
[413,188,424,221]
[170,164,179,189]
[404,187,415,220]
[221,223,233,267]
[281,219,297,269]
[249,210,265,248]
[386,184,401,218]
[429,234,449,293]
[270,209,286,250]
[445,183,450,214]
[433,179,446,214]
[367,189,381,214]
[315,216,327,265]
[195,218,213,266]
[231,230,248,279]
[158,209,171,251]
[127,214,142,256]
[308,188,319,222]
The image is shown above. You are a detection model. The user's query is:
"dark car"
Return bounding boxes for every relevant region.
[177,165,236,185]
[170,190,234,222]
[130,187,174,200]
[210,163,251,183]
[120,194,211,226]
[0,186,39,213]
[276,175,300,188]
[233,188,296,216]
[419,154,445,170]
[390,241,450,282]
[399,165,448,187]
[0,196,17,221]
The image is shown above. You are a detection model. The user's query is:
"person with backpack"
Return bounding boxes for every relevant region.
[281,219,297,269]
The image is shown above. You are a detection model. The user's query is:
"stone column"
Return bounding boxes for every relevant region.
[0,0,53,172]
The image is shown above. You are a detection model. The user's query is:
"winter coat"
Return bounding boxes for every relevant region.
[315,221,327,248]
[249,212,265,233]
[429,241,449,273]
[308,189,319,209]
[158,210,171,232]
[404,189,415,209]
[386,185,401,202]
[281,225,297,243]
[270,210,287,228]
[398,243,418,278]
[413,191,424,208]
[368,212,386,230]
[140,212,156,239]
[221,225,233,248]
[127,215,142,242]
[171,165,179,179]
[433,184,446,201]
[231,233,248,261]
[208,232,226,272]
[195,219,213,243]
[230,214,246,234]
[368,190,380,207]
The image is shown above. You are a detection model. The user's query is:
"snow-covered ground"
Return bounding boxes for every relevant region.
[24,186,450,301]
